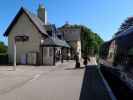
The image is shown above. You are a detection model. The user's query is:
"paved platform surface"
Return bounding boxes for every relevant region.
[0,59,113,100]
[0,61,85,100]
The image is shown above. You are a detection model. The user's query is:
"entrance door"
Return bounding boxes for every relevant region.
[20,54,26,64]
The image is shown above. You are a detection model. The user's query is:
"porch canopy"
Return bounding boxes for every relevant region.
[41,37,70,48]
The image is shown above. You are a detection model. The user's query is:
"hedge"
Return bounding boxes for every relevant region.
[0,53,8,65]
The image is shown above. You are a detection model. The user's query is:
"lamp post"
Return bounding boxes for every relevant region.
[41,38,44,65]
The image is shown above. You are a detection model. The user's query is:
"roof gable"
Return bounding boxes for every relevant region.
[4,7,47,36]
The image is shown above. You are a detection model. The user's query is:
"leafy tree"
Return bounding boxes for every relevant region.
[116,16,133,35]
[80,26,103,56]
[0,42,7,53]
[59,24,104,56]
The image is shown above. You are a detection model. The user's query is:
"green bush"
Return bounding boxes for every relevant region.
[0,53,8,65]
[0,42,7,53]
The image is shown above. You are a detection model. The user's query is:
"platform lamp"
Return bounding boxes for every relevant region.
[40,38,44,65]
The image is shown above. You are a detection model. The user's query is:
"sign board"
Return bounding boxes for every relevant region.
[15,35,29,42]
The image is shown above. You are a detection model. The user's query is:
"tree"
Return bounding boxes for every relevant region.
[80,25,103,56]
[0,42,7,53]
[116,16,133,35]
[59,24,104,56]
[93,33,104,54]
[81,26,94,55]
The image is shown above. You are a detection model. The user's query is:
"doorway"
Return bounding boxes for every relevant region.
[20,54,26,64]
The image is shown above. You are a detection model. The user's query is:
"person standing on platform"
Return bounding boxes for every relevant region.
[75,52,80,68]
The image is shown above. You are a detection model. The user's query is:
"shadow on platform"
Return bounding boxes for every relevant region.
[65,67,85,70]
[79,65,113,100]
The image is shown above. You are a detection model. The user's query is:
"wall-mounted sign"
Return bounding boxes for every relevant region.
[15,35,29,42]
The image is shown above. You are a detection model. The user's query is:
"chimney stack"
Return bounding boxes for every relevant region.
[37,4,48,24]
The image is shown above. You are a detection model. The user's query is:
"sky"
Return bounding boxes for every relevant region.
[0,0,133,45]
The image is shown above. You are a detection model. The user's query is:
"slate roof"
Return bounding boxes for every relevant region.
[42,37,70,48]
[44,24,56,31]
[3,7,70,48]
[4,7,47,36]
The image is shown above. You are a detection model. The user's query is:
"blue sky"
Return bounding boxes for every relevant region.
[0,0,133,45]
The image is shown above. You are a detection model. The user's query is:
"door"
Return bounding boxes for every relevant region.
[20,54,26,64]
